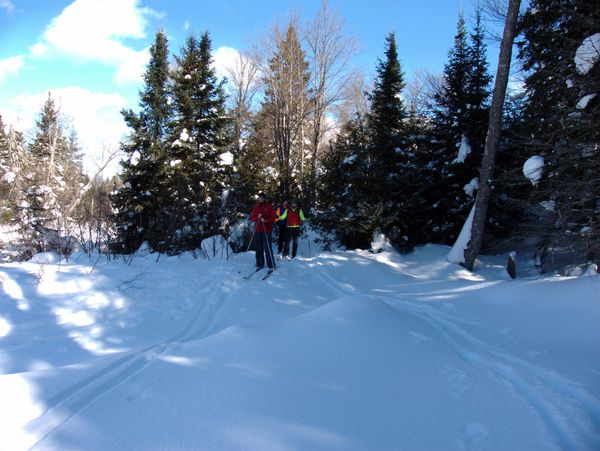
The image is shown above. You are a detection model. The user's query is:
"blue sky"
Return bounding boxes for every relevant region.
[0,0,490,176]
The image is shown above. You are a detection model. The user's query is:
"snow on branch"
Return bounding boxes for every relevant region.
[575,33,600,75]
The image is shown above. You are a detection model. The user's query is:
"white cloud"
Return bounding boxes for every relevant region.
[212,46,240,80]
[0,55,25,84]
[1,87,129,177]
[30,43,48,57]
[36,0,158,84]
[0,0,14,14]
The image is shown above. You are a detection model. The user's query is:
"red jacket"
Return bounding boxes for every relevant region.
[250,202,275,233]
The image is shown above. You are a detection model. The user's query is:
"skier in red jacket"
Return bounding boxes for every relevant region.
[250,192,276,270]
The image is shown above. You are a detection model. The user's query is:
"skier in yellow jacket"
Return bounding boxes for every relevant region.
[278,200,305,259]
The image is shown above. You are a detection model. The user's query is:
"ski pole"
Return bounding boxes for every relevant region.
[265,227,276,269]
[245,220,258,253]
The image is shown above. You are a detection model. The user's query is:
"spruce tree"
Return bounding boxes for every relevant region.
[433,13,471,159]
[430,12,492,245]
[163,32,231,253]
[317,115,370,249]
[466,9,492,153]
[112,30,172,253]
[362,32,413,249]
[233,108,276,208]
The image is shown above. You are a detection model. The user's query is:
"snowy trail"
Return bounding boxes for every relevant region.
[393,299,600,450]
[26,269,236,450]
[2,246,599,450]
[297,253,600,450]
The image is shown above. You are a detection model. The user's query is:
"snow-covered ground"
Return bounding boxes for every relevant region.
[1,238,599,450]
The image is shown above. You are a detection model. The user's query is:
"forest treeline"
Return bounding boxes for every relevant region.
[0,0,598,272]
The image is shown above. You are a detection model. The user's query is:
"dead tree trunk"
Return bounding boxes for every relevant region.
[463,0,521,271]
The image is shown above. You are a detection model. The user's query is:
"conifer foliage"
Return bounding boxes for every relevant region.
[516,0,600,269]
[112,30,172,254]
[0,116,27,224]
[3,5,597,273]
[111,30,232,255]
[429,11,492,245]
[162,33,230,253]
[364,32,413,249]
[20,94,86,254]
[317,115,369,248]
[261,21,311,199]
[318,33,413,250]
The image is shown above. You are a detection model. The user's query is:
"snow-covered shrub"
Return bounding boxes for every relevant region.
[201,235,233,259]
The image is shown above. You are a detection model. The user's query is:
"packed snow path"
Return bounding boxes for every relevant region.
[1,245,599,450]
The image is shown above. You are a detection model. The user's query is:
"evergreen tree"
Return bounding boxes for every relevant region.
[433,13,471,160]
[232,108,277,207]
[362,32,414,249]
[261,21,311,199]
[466,9,493,153]
[516,0,600,270]
[112,30,172,253]
[429,12,492,245]
[368,33,406,155]
[316,115,371,248]
[162,32,231,253]
[20,93,86,254]
[0,116,27,224]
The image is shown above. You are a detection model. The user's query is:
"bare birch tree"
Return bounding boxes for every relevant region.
[335,72,370,125]
[226,51,261,152]
[304,0,357,203]
[464,0,522,270]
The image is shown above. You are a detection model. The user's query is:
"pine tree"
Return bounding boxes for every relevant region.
[112,30,172,254]
[368,33,406,154]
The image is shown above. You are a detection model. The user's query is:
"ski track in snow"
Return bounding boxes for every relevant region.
[11,250,600,450]
[27,271,233,449]
[297,256,600,450]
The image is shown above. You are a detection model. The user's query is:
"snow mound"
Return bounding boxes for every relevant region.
[576,93,596,110]
[575,33,600,74]
[447,204,475,264]
[523,155,544,186]
[453,135,471,164]
[201,235,233,259]
[370,229,394,253]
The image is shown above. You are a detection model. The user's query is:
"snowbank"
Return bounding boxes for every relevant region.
[1,244,599,450]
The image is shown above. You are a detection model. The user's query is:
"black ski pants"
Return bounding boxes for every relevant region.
[277,224,287,254]
[283,227,301,258]
[255,232,275,269]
